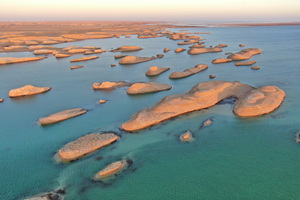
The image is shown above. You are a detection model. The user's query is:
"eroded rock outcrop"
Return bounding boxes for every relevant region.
[227,48,261,61]
[122,81,285,131]
[145,66,170,76]
[251,66,260,70]
[169,64,208,79]
[0,57,46,65]
[93,81,133,90]
[214,44,228,48]
[163,48,170,52]
[235,61,257,66]
[70,56,98,62]
[127,82,172,94]
[111,46,142,52]
[70,65,84,69]
[39,108,87,125]
[188,47,222,55]
[9,85,51,98]
[94,160,128,180]
[212,58,232,64]
[119,55,156,65]
[57,133,119,162]
[174,48,185,53]
[179,131,194,142]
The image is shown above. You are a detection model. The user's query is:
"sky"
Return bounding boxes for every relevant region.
[0,0,299,22]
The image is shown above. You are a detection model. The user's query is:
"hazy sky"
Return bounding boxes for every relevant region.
[1,0,299,22]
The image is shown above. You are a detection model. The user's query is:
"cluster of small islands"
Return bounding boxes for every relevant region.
[0,21,286,200]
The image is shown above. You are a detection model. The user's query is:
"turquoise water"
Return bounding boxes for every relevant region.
[1,25,300,200]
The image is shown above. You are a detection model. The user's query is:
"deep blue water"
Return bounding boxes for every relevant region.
[0,25,300,200]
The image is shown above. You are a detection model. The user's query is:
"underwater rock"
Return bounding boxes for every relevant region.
[93,81,133,90]
[169,64,208,79]
[145,66,170,76]
[227,48,261,61]
[9,85,51,98]
[127,82,172,94]
[58,133,119,162]
[39,108,87,125]
[24,189,65,200]
[201,118,213,128]
[179,131,194,142]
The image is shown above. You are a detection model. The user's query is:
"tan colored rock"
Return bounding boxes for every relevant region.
[111,46,142,52]
[0,57,46,65]
[58,133,119,162]
[68,49,87,54]
[34,49,55,55]
[127,82,172,94]
[70,56,98,62]
[214,44,228,48]
[111,64,116,67]
[39,108,87,125]
[122,81,285,131]
[157,54,164,58]
[177,40,199,45]
[55,53,71,58]
[93,81,132,90]
[163,48,170,52]
[61,34,115,40]
[179,131,194,142]
[0,99,3,103]
[4,45,28,51]
[201,119,213,128]
[42,40,59,45]
[209,75,216,79]
[251,66,260,70]
[94,160,128,180]
[188,47,222,55]
[125,35,131,38]
[169,64,208,79]
[70,65,84,69]
[212,58,232,64]
[114,55,127,59]
[233,86,285,117]
[83,50,95,55]
[239,44,245,47]
[9,85,51,98]
[189,44,206,48]
[174,48,186,53]
[94,49,106,53]
[119,55,156,65]
[235,61,257,66]
[145,66,170,76]
[99,99,107,104]
[227,48,261,61]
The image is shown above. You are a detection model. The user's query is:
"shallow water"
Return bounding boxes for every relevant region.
[1,25,300,200]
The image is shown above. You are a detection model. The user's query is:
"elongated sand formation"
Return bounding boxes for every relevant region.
[235,61,257,66]
[212,58,232,64]
[111,46,142,52]
[94,160,128,180]
[93,81,133,90]
[145,66,170,76]
[70,65,84,69]
[127,82,172,94]
[39,108,87,125]
[188,47,222,55]
[169,64,208,79]
[119,55,156,65]
[227,48,261,61]
[9,85,51,98]
[58,133,119,162]
[70,56,99,62]
[122,81,285,131]
[0,57,46,65]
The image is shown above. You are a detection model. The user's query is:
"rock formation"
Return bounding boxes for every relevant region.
[0,99,3,103]
[214,44,228,48]
[174,48,186,53]
[122,81,285,131]
[70,65,84,69]
[114,55,128,59]
[70,56,98,62]
[119,55,156,65]
[209,75,216,79]
[127,82,172,94]
[145,66,170,76]
[188,47,223,55]
[235,61,257,66]
[99,99,107,104]
[9,85,51,98]
[111,46,142,52]
[169,64,208,79]
[251,66,260,70]
[227,48,261,61]
[93,81,133,90]
[39,108,87,125]
[0,57,46,65]
[58,133,119,162]
[163,48,170,52]
[94,160,128,180]
[179,131,194,142]
[212,58,232,64]
[239,44,245,47]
